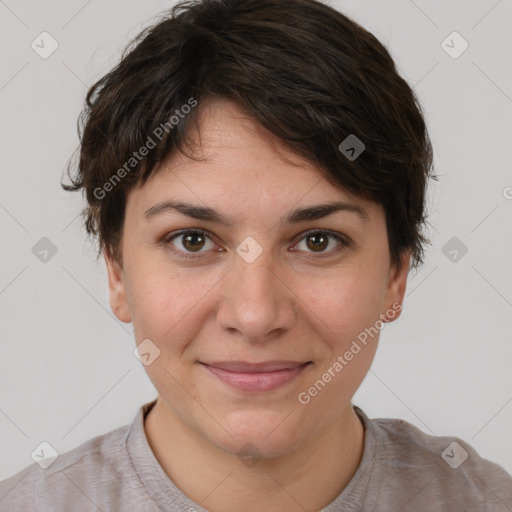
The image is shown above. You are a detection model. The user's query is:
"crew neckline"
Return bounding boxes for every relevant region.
[125,399,377,511]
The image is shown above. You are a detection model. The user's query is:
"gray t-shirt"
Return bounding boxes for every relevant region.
[1,398,511,511]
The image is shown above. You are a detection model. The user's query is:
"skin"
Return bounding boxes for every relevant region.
[105,99,409,512]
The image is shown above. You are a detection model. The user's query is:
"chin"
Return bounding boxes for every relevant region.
[205,408,306,460]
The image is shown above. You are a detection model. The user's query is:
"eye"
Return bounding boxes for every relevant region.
[162,228,349,260]
[163,229,218,259]
[292,230,348,257]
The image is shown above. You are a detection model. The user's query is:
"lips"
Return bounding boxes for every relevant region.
[200,360,311,392]
[204,360,309,372]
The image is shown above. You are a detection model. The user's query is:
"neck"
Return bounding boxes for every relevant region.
[144,398,364,512]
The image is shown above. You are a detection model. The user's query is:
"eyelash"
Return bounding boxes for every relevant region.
[161,229,350,260]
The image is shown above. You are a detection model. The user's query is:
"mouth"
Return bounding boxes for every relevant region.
[199,360,312,392]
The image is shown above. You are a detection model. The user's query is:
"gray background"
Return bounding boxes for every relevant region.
[1,0,511,480]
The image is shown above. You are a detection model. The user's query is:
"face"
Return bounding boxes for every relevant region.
[106,99,409,458]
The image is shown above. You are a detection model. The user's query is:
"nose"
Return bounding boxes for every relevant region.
[216,244,297,343]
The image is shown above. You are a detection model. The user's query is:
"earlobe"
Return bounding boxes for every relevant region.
[382,251,410,323]
[104,249,132,323]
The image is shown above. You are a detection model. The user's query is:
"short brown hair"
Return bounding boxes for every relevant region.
[62,0,435,269]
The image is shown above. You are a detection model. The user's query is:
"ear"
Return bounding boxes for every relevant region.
[381,250,410,323]
[104,249,132,323]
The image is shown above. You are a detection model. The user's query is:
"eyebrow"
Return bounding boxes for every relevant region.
[143,200,368,225]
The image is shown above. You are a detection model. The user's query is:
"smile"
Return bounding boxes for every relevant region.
[199,360,312,392]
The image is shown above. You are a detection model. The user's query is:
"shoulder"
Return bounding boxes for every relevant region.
[0,423,137,512]
[362,412,512,511]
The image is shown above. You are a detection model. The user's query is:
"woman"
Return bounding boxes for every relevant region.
[1,0,511,510]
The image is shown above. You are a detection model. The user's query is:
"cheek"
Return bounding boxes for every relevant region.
[126,263,224,347]
[293,273,384,417]
[299,269,385,346]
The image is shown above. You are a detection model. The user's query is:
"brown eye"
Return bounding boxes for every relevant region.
[305,232,329,252]
[182,232,206,252]
[294,230,346,256]
[165,230,216,257]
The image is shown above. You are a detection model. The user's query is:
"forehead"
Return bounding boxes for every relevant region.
[126,99,379,220]
[170,98,323,182]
